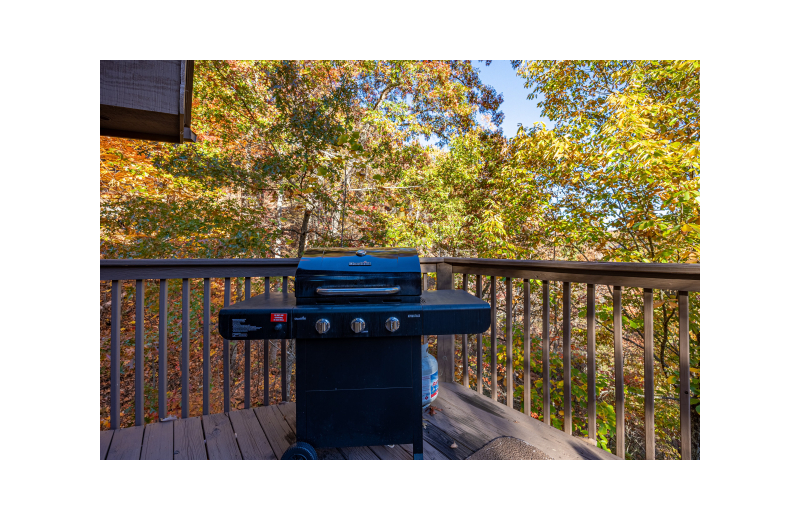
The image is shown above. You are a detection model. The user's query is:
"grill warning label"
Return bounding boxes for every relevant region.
[232,319,262,338]
[271,313,287,322]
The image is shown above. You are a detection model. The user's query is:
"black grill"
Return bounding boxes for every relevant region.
[219,247,490,459]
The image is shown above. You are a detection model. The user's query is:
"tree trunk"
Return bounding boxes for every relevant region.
[297,208,312,258]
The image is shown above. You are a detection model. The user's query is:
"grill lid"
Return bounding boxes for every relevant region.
[295,247,421,302]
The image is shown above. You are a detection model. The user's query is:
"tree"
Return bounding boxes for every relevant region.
[101,60,505,260]
[509,60,700,458]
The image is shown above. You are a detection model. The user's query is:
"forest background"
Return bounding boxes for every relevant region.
[100,60,700,460]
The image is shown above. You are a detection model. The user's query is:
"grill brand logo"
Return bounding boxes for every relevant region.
[408,314,420,318]
[348,261,371,266]
[294,316,306,320]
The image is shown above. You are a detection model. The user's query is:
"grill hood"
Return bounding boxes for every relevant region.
[295,247,421,303]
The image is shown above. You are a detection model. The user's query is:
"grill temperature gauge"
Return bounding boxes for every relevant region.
[385,317,400,332]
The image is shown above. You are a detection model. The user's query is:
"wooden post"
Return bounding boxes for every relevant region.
[436,262,454,383]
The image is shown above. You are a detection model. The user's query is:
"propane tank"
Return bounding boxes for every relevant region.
[421,342,439,408]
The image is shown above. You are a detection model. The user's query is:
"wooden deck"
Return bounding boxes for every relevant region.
[100,382,618,460]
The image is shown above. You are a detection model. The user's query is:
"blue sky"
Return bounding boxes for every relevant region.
[418,60,555,147]
[471,60,555,136]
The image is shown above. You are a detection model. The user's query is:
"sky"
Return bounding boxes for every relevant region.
[471,60,555,136]
[419,60,555,147]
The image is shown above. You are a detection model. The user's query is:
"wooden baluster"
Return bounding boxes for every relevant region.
[135,279,144,426]
[158,279,167,421]
[203,278,210,416]
[422,273,428,352]
[523,279,531,417]
[110,280,121,429]
[490,276,497,401]
[264,277,270,406]
[613,285,624,458]
[679,290,691,460]
[244,277,251,409]
[506,277,514,408]
[644,288,655,460]
[182,278,190,418]
[281,275,288,402]
[563,281,571,433]
[223,278,231,413]
[475,275,483,396]
[462,273,469,388]
[542,280,550,426]
[587,284,596,444]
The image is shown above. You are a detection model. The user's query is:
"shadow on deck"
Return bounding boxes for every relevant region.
[100,382,619,460]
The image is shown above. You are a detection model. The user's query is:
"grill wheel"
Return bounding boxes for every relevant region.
[281,442,318,460]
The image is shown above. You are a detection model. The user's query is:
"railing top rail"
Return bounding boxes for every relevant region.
[100,258,300,281]
[427,256,699,275]
[101,257,699,291]
[430,257,699,292]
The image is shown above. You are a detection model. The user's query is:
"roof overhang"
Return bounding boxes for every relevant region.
[100,60,196,144]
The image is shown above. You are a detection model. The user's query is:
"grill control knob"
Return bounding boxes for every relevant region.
[350,318,366,333]
[315,319,330,334]
[385,317,400,332]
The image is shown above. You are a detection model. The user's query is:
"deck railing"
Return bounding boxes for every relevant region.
[100,257,699,460]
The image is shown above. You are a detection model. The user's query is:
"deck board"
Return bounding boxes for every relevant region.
[174,417,206,460]
[422,420,475,460]
[141,421,173,460]
[100,430,114,460]
[424,403,495,457]
[228,409,276,460]
[106,425,144,460]
[203,413,241,460]
[369,444,413,460]
[100,383,619,460]
[340,446,380,460]
[254,404,295,459]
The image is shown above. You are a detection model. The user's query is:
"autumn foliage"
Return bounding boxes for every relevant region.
[100,60,699,459]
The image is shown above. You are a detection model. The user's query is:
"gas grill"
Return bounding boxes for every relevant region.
[218,247,490,460]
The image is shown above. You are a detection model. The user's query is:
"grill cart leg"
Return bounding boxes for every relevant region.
[413,340,423,460]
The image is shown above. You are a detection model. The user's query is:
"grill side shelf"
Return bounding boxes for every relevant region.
[218,292,295,340]
[421,290,491,335]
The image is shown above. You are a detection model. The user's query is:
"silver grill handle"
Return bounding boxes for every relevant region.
[315,286,401,296]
